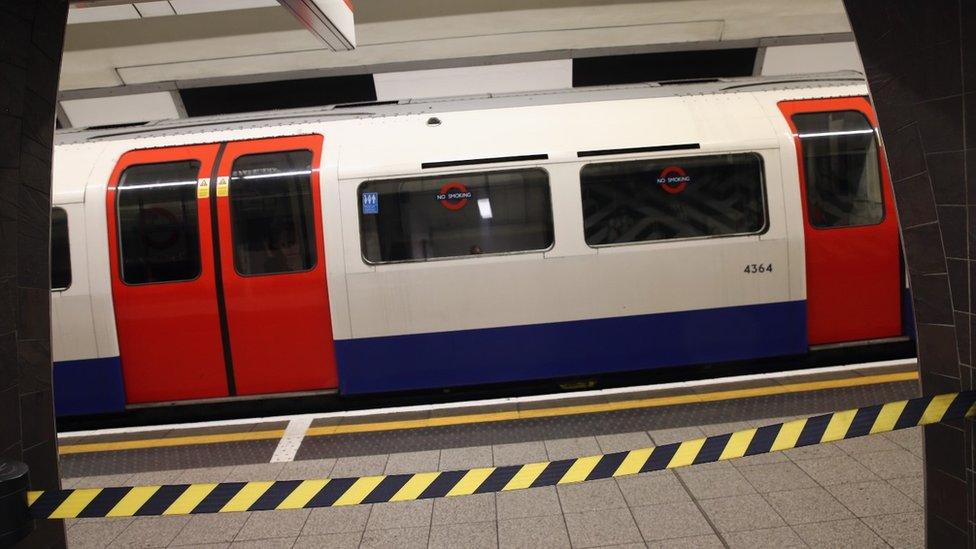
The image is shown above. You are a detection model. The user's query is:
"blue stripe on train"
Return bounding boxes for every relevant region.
[53,356,126,416]
[335,300,808,395]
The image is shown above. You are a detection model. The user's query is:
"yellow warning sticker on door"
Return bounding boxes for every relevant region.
[197,178,210,199]
[216,177,229,197]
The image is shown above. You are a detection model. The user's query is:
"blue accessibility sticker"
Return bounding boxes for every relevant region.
[362,192,379,215]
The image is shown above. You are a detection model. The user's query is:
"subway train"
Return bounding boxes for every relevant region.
[50,72,910,417]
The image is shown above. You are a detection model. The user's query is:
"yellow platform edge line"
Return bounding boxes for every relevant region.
[58,370,919,456]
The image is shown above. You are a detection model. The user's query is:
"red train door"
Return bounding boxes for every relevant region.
[213,135,338,395]
[779,97,902,345]
[107,145,229,403]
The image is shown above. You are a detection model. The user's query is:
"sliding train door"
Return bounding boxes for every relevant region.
[107,145,229,403]
[779,97,902,345]
[214,135,337,395]
[108,136,337,404]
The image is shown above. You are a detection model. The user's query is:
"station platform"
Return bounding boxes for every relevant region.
[54,360,924,548]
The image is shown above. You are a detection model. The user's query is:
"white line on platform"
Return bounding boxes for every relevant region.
[58,357,917,439]
[269,416,314,463]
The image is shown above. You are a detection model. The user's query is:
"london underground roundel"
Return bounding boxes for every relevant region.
[657,166,691,194]
[436,181,472,210]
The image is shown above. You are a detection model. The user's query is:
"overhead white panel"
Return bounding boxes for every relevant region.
[67,5,139,24]
[168,0,279,15]
[374,61,572,101]
[762,42,864,76]
[134,2,177,17]
[62,92,180,128]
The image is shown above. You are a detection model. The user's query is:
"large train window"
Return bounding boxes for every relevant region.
[51,207,71,291]
[580,153,766,246]
[229,150,316,276]
[116,160,202,285]
[358,168,553,264]
[792,111,883,229]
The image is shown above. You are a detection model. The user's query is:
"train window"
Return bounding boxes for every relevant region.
[358,168,553,264]
[580,153,766,246]
[117,160,202,285]
[229,150,316,276]
[51,207,71,291]
[793,111,884,229]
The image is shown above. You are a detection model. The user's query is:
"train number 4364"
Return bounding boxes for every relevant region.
[744,263,773,274]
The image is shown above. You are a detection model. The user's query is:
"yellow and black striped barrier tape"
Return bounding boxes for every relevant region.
[28,390,976,520]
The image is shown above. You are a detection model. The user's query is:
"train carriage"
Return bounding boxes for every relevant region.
[49,72,907,417]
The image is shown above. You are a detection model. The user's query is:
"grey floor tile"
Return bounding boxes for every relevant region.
[229,537,295,548]
[699,494,786,533]
[793,455,880,486]
[493,441,547,467]
[834,433,901,455]
[498,515,570,549]
[862,511,924,548]
[432,493,495,525]
[564,508,643,548]
[65,517,133,548]
[648,426,705,446]
[234,508,310,541]
[359,526,428,548]
[763,487,853,525]
[223,463,284,483]
[276,458,336,481]
[174,466,235,485]
[330,454,388,477]
[170,513,249,546]
[384,450,440,475]
[126,469,185,486]
[293,532,362,548]
[108,516,190,548]
[700,420,767,437]
[724,526,806,549]
[888,475,924,506]
[616,471,691,507]
[301,505,371,535]
[439,446,493,470]
[596,431,653,454]
[365,499,433,530]
[736,462,817,493]
[70,473,134,489]
[793,518,888,548]
[827,480,920,517]
[496,486,562,519]
[646,534,725,548]
[557,478,627,513]
[883,427,923,455]
[544,436,601,461]
[852,449,923,480]
[677,467,756,500]
[782,442,846,462]
[630,502,714,541]
[729,450,789,467]
[429,521,497,549]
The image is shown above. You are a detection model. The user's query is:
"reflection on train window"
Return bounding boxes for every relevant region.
[117,160,202,285]
[580,153,766,246]
[793,111,883,229]
[230,150,316,276]
[358,168,553,264]
[51,207,71,291]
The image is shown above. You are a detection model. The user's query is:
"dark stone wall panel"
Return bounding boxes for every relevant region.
[844,0,976,544]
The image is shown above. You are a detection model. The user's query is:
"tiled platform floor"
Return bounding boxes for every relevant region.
[61,419,925,548]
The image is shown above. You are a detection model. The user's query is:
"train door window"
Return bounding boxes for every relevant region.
[229,150,316,276]
[358,168,553,263]
[792,111,883,228]
[51,207,71,291]
[117,160,202,284]
[580,153,766,246]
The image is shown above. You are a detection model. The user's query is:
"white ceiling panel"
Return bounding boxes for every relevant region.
[168,0,280,15]
[62,92,181,127]
[67,4,140,24]
[134,2,177,17]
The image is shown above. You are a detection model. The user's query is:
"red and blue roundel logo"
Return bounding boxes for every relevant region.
[657,166,691,194]
[436,182,472,210]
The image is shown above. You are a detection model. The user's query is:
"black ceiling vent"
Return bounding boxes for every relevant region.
[180,74,377,117]
[573,48,757,87]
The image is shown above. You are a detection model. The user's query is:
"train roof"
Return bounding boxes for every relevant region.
[55,71,866,146]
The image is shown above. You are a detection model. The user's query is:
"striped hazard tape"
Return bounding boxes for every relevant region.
[28,390,976,520]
